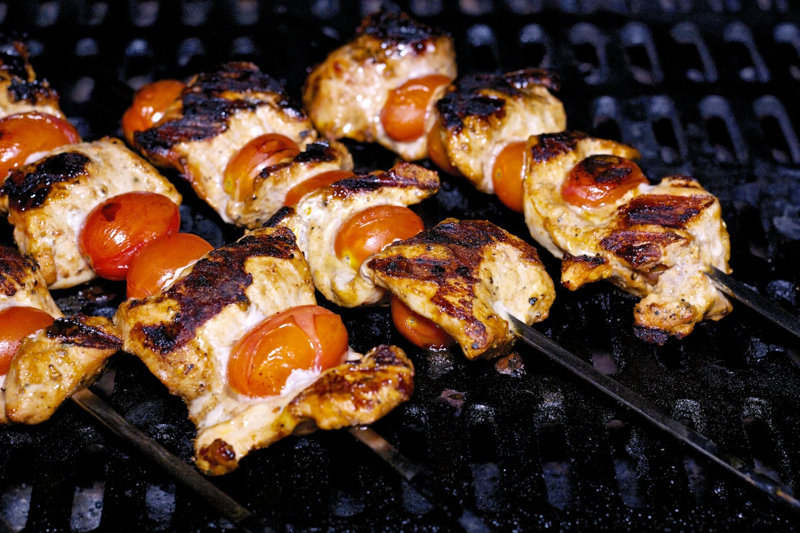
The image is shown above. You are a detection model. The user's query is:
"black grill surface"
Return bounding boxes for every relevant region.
[1,1,800,532]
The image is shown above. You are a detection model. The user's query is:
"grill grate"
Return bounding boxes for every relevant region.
[1,1,800,531]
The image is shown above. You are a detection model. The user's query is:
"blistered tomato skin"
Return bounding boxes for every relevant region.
[0,307,56,376]
[79,192,181,281]
[122,79,185,144]
[223,133,300,202]
[381,74,452,143]
[126,233,214,299]
[0,112,80,179]
[561,155,648,209]
[227,305,349,398]
[283,170,355,207]
[492,141,527,213]
[391,296,454,350]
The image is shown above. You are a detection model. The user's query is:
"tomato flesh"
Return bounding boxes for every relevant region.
[80,192,181,281]
[492,141,527,213]
[223,133,300,202]
[391,296,454,350]
[334,205,424,270]
[0,306,55,375]
[381,74,451,143]
[0,112,80,179]
[283,170,355,207]
[127,233,214,299]
[426,118,458,175]
[122,79,185,144]
[227,305,349,397]
[561,155,647,208]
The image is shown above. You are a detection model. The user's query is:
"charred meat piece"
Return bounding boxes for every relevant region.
[0,245,62,317]
[0,35,63,120]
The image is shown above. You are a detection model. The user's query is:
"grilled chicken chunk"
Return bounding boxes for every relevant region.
[134,62,317,224]
[363,219,555,360]
[3,137,181,289]
[0,245,62,318]
[114,226,413,474]
[434,69,566,193]
[303,9,456,161]
[523,131,732,343]
[268,162,440,308]
[0,35,64,120]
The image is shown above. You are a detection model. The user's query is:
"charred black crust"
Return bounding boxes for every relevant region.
[528,131,588,164]
[284,140,338,166]
[600,231,684,269]
[135,227,298,354]
[576,155,632,184]
[619,194,715,229]
[46,315,123,350]
[562,252,607,268]
[3,152,90,211]
[263,206,295,228]
[0,35,59,105]
[358,8,444,45]
[331,163,438,199]
[0,246,39,296]
[633,325,671,345]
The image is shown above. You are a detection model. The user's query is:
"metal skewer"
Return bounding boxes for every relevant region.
[507,314,800,514]
[705,266,800,340]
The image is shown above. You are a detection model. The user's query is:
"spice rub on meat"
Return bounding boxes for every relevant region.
[303,9,456,161]
[523,131,732,343]
[133,62,317,224]
[3,137,181,289]
[0,35,63,120]
[363,219,555,360]
[114,226,414,475]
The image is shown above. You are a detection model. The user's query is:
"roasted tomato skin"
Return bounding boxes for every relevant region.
[492,141,527,213]
[0,112,80,179]
[283,170,355,207]
[391,296,454,350]
[334,205,425,270]
[126,233,214,299]
[426,118,458,176]
[122,79,185,144]
[79,192,181,281]
[380,74,452,143]
[223,133,300,202]
[561,155,647,208]
[227,305,349,398]
[0,306,56,375]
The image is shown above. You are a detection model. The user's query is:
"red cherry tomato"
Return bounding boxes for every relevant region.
[126,233,214,299]
[227,305,349,397]
[492,141,527,213]
[334,205,425,270]
[381,74,452,142]
[0,112,80,179]
[391,296,454,350]
[283,170,355,207]
[561,155,647,208]
[426,118,458,176]
[0,306,55,375]
[223,133,300,202]
[79,192,181,281]
[122,79,185,144]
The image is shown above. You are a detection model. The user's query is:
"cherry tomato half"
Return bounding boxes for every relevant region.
[0,306,55,376]
[334,205,424,270]
[223,133,300,202]
[122,79,185,144]
[283,170,355,207]
[0,112,80,179]
[561,155,647,209]
[391,296,454,350]
[426,118,458,176]
[80,192,181,281]
[227,305,349,397]
[381,74,452,143]
[126,233,214,299]
[492,141,527,213]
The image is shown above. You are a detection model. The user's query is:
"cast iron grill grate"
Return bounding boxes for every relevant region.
[0,1,799,531]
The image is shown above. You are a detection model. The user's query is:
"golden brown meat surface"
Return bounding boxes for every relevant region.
[523,131,732,343]
[0,246,62,317]
[0,36,63,119]
[364,219,555,360]
[134,62,317,224]
[435,69,566,193]
[303,9,456,161]
[3,137,181,289]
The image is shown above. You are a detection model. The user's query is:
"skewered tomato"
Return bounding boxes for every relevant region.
[492,141,527,213]
[0,306,55,375]
[561,155,647,209]
[126,233,214,299]
[426,118,457,176]
[283,170,355,207]
[0,112,80,179]
[227,305,349,397]
[79,192,181,281]
[391,296,454,350]
[334,206,424,270]
[381,74,451,142]
[223,133,300,202]
[121,79,185,144]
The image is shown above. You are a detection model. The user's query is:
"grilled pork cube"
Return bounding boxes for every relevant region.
[523,131,732,343]
[134,62,317,224]
[268,162,440,308]
[303,9,456,161]
[434,69,566,193]
[114,226,413,475]
[3,138,181,289]
[0,35,64,120]
[363,219,555,360]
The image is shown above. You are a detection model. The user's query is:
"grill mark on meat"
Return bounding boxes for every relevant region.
[331,163,439,198]
[288,140,339,165]
[3,152,90,211]
[580,155,632,184]
[562,253,607,268]
[358,8,442,46]
[46,315,122,350]
[601,230,685,269]
[263,206,294,228]
[0,37,58,105]
[632,325,672,345]
[0,246,39,296]
[619,194,715,229]
[134,227,298,354]
[528,131,589,163]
